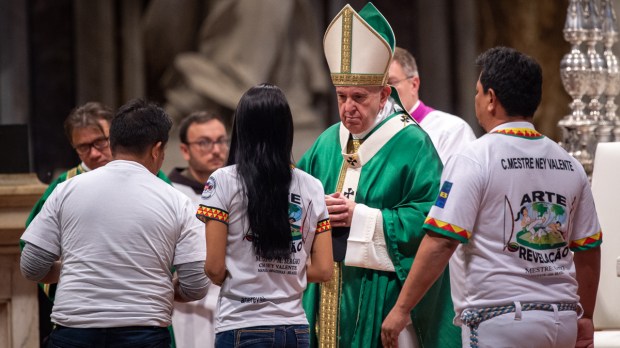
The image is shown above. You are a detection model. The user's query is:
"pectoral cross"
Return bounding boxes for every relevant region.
[401,114,412,124]
[344,188,355,198]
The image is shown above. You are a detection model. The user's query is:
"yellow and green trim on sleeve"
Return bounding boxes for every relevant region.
[423,217,471,243]
[569,230,602,251]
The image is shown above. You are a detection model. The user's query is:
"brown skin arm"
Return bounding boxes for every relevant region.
[204,220,228,286]
[381,231,459,348]
[306,230,334,283]
[574,246,601,348]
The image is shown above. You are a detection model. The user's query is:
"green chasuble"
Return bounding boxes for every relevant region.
[298,112,460,348]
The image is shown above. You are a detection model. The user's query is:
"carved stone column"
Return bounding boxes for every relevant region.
[0,174,46,347]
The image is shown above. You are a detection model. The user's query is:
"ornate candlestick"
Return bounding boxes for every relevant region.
[559,0,589,157]
[583,0,607,123]
[578,0,605,176]
[600,0,620,142]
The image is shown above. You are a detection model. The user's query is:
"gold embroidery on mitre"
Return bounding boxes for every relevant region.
[331,73,387,86]
[340,8,352,73]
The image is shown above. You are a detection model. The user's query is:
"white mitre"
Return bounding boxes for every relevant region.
[323,2,395,86]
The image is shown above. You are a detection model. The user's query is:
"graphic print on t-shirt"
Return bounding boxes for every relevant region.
[253,194,308,276]
[201,176,216,199]
[504,191,571,268]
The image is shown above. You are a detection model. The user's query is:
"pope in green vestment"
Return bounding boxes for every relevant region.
[298,99,460,348]
[299,2,460,347]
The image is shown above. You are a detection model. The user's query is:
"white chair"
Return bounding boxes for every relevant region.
[591,142,620,347]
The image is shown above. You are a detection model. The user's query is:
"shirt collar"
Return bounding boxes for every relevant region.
[489,121,536,133]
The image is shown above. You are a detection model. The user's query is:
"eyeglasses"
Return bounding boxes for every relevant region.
[186,138,229,152]
[388,75,414,86]
[74,137,109,155]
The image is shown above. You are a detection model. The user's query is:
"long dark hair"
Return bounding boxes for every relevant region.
[227,83,294,259]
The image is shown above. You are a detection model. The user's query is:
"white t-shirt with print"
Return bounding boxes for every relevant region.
[21,160,206,327]
[422,122,602,323]
[197,166,330,333]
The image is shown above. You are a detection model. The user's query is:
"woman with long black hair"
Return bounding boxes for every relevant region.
[196,83,333,347]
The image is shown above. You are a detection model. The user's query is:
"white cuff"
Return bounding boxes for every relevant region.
[344,204,395,272]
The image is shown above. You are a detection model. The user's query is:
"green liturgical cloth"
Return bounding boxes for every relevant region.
[298,111,461,347]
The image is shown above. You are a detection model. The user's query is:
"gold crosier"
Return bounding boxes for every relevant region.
[317,138,362,347]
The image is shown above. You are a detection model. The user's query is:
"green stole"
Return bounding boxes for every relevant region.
[299,112,461,347]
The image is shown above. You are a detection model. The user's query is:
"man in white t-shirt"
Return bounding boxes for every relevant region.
[381,47,601,348]
[389,47,476,164]
[20,99,208,347]
[169,111,228,348]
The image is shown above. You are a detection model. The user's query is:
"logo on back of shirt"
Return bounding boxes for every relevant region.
[504,191,571,275]
[289,202,303,243]
[243,193,307,252]
[251,195,307,277]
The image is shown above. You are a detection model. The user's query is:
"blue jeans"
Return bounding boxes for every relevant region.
[46,325,171,348]
[215,325,309,348]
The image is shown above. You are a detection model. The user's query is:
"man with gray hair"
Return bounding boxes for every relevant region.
[389,47,476,164]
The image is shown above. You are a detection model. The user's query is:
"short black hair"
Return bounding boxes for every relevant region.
[110,99,172,156]
[476,46,542,117]
[178,111,225,144]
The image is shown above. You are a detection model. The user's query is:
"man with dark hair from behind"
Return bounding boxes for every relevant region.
[381,47,601,348]
[169,111,228,347]
[22,101,172,345]
[20,99,208,347]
